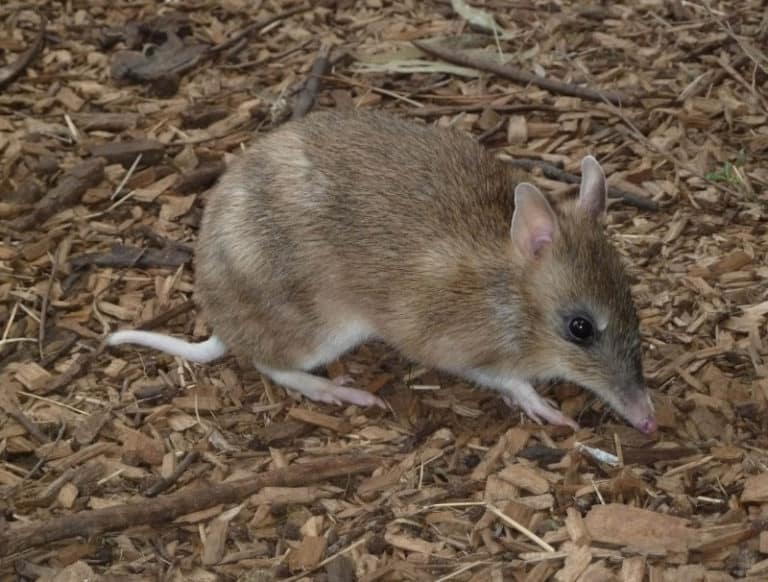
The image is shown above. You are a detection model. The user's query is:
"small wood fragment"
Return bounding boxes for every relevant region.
[760,531,768,554]
[87,139,165,167]
[135,299,196,331]
[174,160,226,193]
[249,421,314,449]
[12,158,106,230]
[497,464,550,495]
[554,545,591,582]
[620,556,646,582]
[288,535,327,571]
[525,562,558,582]
[288,408,352,433]
[144,451,199,497]
[71,112,140,132]
[565,507,591,546]
[583,503,693,553]
[0,388,49,444]
[73,411,111,447]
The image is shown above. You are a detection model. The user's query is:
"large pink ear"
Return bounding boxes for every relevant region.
[511,183,558,259]
[578,155,607,219]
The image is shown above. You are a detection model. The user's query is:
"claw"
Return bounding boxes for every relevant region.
[331,374,355,386]
[501,384,579,430]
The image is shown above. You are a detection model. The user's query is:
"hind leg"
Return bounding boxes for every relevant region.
[259,366,386,408]
[255,318,386,408]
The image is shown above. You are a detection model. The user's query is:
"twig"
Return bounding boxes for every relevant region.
[12,158,106,231]
[132,224,195,254]
[501,157,659,211]
[682,54,748,100]
[220,38,315,71]
[38,353,94,396]
[3,422,66,507]
[38,253,58,361]
[0,14,46,90]
[434,561,491,582]
[70,244,190,270]
[22,423,66,481]
[718,54,768,112]
[412,40,638,106]
[143,450,200,497]
[110,153,142,200]
[407,103,557,118]
[292,44,332,120]
[328,73,426,108]
[137,299,196,331]
[0,455,380,558]
[477,117,506,143]
[486,503,555,552]
[40,333,78,368]
[2,392,50,444]
[208,4,312,56]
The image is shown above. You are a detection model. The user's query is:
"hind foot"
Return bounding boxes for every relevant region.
[260,367,386,408]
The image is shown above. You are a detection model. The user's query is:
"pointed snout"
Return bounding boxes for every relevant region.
[632,415,657,435]
[622,389,657,435]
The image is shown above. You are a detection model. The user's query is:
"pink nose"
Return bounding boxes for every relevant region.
[636,416,657,434]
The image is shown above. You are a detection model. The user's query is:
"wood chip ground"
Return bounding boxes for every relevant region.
[1,1,767,580]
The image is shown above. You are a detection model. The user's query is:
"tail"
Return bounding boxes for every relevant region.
[106,330,227,363]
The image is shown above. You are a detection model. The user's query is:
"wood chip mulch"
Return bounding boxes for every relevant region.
[1,1,767,580]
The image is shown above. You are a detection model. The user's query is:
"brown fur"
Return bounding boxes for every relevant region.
[194,109,646,416]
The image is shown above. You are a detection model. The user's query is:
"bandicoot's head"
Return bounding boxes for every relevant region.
[510,156,656,434]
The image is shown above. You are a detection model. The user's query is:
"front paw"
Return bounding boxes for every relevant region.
[503,394,578,430]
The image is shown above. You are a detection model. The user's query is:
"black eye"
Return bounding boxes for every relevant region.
[568,316,594,344]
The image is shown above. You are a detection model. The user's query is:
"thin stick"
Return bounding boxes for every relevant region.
[136,299,195,331]
[477,117,506,143]
[613,432,624,467]
[0,455,380,558]
[292,44,332,120]
[485,503,555,552]
[208,4,312,55]
[2,302,20,344]
[19,390,87,415]
[21,423,65,481]
[111,153,142,200]
[501,156,659,211]
[435,561,491,582]
[412,40,637,106]
[283,536,369,582]
[143,451,200,497]
[330,74,425,108]
[3,398,49,444]
[38,253,58,361]
[0,14,46,90]
[40,333,79,368]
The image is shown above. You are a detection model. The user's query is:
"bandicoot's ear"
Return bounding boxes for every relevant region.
[511,183,558,259]
[578,155,607,219]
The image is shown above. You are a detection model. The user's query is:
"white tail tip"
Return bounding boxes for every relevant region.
[106,331,227,363]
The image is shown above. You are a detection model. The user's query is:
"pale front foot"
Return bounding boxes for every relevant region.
[260,367,386,409]
[501,381,579,430]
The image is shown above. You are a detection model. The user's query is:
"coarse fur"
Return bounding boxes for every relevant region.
[109,109,656,432]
